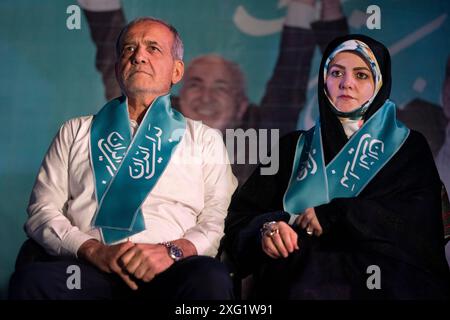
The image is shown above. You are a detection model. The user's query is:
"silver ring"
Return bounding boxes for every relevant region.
[261,221,279,238]
[267,228,279,237]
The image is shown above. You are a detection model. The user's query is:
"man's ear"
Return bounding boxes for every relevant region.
[171,60,184,85]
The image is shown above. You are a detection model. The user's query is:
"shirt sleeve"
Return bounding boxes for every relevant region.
[182,127,238,257]
[25,119,95,257]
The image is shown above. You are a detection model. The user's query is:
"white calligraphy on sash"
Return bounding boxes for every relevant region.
[297,149,317,181]
[97,126,165,182]
[129,126,163,180]
[98,132,126,179]
[340,133,384,191]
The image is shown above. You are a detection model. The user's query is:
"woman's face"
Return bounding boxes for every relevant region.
[326,51,375,113]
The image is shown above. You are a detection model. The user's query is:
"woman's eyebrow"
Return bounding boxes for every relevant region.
[329,63,370,72]
[353,66,371,72]
[329,63,345,69]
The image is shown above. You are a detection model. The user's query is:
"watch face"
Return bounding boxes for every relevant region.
[169,245,183,261]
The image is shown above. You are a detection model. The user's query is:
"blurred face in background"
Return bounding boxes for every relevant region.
[179,56,248,132]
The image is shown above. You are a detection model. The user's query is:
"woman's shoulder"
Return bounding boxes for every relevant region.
[273,130,307,161]
[395,129,438,178]
[404,129,434,154]
[279,129,307,147]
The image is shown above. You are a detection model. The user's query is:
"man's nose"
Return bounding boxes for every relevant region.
[131,46,148,64]
[200,87,213,103]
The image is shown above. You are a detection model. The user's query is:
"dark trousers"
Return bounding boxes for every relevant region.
[9,255,234,300]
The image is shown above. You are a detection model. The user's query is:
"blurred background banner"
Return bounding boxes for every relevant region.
[1,0,449,298]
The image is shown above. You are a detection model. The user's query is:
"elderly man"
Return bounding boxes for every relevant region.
[9,17,237,300]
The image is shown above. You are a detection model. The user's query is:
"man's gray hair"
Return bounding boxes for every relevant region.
[115,17,184,61]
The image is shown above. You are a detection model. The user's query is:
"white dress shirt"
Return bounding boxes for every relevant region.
[26,114,238,258]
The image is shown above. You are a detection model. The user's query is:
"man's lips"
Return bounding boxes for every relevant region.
[129,70,152,77]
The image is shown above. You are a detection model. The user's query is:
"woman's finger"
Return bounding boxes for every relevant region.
[270,232,289,257]
[279,227,294,253]
[262,237,281,258]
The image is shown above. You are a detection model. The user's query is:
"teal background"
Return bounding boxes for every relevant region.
[1,0,449,298]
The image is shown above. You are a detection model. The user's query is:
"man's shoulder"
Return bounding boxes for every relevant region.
[57,115,94,139]
[62,115,94,128]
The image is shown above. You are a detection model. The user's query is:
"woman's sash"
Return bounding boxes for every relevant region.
[283,100,409,216]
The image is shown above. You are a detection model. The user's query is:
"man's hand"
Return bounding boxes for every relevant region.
[261,221,299,259]
[119,243,174,283]
[77,239,138,290]
[295,207,323,236]
[119,239,197,283]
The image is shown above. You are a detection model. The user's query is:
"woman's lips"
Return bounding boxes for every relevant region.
[338,95,355,100]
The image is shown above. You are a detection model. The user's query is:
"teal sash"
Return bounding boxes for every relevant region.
[90,94,186,244]
[283,100,409,215]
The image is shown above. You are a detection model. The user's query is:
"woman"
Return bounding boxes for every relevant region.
[223,34,450,299]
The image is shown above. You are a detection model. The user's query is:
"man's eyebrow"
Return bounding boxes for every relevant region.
[187,76,204,83]
[143,40,161,47]
[213,80,231,86]
[121,40,137,47]
[121,39,161,47]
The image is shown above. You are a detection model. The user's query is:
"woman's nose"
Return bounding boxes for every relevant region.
[339,74,354,89]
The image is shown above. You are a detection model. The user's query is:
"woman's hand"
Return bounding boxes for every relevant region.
[295,207,323,236]
[261,221,299,258]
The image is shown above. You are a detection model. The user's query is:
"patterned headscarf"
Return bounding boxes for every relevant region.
[323,39,383,119]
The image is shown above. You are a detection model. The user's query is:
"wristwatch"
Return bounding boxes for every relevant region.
[160,241,184,262]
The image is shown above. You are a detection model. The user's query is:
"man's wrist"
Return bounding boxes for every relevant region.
[173,239,197,257]
[77,239,103,261]
[160,241,184,262]
[159,239,198,261]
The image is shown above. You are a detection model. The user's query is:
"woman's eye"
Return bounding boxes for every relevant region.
[330,70,343,77]
[356,72,369,80]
